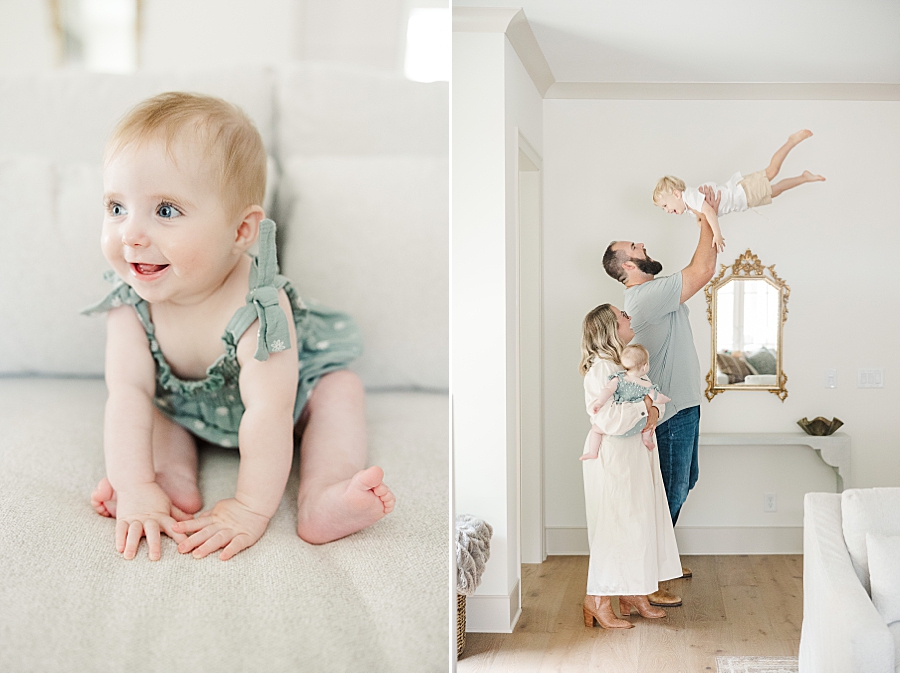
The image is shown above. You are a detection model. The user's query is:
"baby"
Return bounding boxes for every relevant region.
[84,92,395,561]
[653,130,825,252]
[580,344,670,460]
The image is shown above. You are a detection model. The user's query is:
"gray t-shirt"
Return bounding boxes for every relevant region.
[623,271,701,423]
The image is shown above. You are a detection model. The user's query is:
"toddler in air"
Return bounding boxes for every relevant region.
[653,130,825,252]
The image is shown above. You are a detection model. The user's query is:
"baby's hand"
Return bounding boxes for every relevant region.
[114,482,190,561]
[173,498,271,561]
[712,233,725,252]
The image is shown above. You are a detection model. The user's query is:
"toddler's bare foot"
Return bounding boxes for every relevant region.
[641,432,656,451]
[296,465,395,544]
[579,452,599,461]
[802,170,825,183]
[90,472,201,519]
[91,477,117,517]
[789,129,813,144]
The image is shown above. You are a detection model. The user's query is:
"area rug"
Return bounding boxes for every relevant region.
[716,656,799,673]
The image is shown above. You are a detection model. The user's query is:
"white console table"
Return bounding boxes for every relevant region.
[699,432,851,491]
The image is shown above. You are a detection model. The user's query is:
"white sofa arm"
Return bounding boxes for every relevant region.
[799,493,894,673]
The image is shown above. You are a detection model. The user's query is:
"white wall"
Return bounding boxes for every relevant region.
[0,1,57,72]
[0,0,430,75]
[453,27,543,632]
[140,0,298,70]
[542,99,900,554]
[141,0,407,72]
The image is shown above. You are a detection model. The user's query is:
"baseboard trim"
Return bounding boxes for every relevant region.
[546,525,803,555]
[463,580,521,633]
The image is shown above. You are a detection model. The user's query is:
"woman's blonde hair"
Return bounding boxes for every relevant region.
[580,304,625,375]
[652,175,686,204]
[621,343,649,371]
[105,92,267,217]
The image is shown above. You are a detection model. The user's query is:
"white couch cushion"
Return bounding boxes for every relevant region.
[890,622,900,673]
[276,63,448,157]
[842,487,900,593]
[0,156,108,374]
[868,533,900,624]
[0,67,276,164]
[278,156,448,389]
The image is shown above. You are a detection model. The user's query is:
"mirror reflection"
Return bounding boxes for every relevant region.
[705,250,789,400]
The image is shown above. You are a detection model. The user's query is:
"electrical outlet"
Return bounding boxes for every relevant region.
[764,492,777,512]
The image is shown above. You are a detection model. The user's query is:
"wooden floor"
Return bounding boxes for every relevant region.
[458,555,802,673]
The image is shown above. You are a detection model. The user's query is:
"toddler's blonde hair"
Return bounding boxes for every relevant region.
[652,175,686,205]
[105,92,267,217]
[620,343,649,372]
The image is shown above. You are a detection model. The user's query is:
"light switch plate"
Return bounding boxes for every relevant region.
[858,369,884,388]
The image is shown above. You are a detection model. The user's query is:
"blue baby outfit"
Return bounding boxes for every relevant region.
[82,219,362,448]
[608,371,661,438]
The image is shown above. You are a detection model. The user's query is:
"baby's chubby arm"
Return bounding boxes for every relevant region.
[588,378,617,414]
[103,306,188,560]
[175,290,298,560]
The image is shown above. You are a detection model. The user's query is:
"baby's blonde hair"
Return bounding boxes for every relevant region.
[652,175,686,205]
[620,343,649,372]
[105,92,267,217]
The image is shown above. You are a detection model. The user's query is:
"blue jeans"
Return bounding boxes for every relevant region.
[655,405,700,525]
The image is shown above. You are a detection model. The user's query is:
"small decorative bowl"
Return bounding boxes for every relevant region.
[797,416,844,436]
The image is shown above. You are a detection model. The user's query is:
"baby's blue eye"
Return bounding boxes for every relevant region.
[109,203,126,217]
[157,203,182,219]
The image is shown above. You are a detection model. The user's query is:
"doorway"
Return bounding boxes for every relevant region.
[516,131,544,564]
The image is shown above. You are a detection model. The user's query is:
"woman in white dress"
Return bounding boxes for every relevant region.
[580,304,682,629]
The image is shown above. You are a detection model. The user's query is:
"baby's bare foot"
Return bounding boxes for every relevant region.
[91,477,116,517]
[790,129,813,144]
[579,453,599,461]
[155,470,203,516]
[90,472,201,518]
[802,170,825,182]
[296,466,395,544]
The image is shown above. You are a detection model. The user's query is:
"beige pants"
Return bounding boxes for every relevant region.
[739,169,772,208]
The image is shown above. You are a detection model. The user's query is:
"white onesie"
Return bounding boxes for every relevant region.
[681,171,748,216]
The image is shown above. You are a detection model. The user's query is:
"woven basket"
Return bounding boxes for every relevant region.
[456,594,466,657]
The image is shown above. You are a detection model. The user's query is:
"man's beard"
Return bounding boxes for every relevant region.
[633,256,663,276]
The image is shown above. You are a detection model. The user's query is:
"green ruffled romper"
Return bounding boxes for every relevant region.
[82,219,362,448]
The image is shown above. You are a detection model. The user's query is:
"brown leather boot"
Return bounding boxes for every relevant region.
[582,595,633,629]
[619,595,666,619]
[681,566,692,578]
[647,588,682,607]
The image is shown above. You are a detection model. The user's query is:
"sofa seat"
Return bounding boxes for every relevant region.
[0,378,448,672]
[800,491,897,673]
[892,622,900,673]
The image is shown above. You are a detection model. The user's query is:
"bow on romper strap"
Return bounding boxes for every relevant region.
[229,219,292,362]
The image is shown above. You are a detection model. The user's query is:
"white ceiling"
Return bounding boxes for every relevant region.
[454,0,900,84]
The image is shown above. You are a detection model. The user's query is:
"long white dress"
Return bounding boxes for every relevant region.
[582,357,682,596]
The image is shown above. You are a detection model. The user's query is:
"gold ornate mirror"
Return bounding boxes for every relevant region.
[705,249,789,401]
